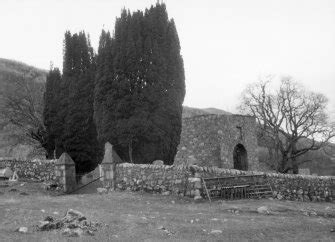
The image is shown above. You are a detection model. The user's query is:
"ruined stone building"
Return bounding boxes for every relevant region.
[174,114,259,170]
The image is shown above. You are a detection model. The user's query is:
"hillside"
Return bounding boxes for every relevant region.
[182,106,231,118]
[0,58,46,80]
[0,58,47,159]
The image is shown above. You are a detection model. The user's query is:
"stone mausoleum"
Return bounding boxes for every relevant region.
[174,114,259,170]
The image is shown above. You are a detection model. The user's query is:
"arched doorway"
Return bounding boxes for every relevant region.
[233,144,248,171]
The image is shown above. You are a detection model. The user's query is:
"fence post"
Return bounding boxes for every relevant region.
[55,153,76,193]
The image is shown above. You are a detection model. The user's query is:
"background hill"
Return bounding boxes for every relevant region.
[0,58,46,159]
[182,106,231,118]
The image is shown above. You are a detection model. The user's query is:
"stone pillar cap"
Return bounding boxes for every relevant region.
[56,152,75,166]
[102,142,123,164]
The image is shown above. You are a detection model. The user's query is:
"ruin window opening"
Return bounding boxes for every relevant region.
[236,126,243,140]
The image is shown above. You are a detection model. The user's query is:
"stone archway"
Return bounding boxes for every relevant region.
[233,143,248,171]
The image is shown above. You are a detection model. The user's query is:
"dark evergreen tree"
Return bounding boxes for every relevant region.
[94,30,113,142]
[53,31,72,158]
[61,31,100,173]
[43,67,62,158]
[94,3,185,165]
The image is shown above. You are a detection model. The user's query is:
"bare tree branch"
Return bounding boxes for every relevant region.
[239,76,335,174]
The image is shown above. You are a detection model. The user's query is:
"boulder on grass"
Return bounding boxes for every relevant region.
[152,160,164,166]
[0,167,13,180]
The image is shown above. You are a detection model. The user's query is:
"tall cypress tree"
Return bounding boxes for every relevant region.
[53,31,72,158]
[94,30,113,142]
[94,3,185,165]
[43,67,62,158]
[62,31,100,173]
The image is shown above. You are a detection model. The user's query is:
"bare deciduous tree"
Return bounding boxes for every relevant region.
[240,76,335,174]
[0,69,47,154]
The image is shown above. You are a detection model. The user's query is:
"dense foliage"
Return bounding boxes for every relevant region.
[44,31,100,173]
[43,67,61,158]
[94,3,185,164]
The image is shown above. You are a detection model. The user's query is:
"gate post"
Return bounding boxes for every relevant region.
[55,153,76,193]
[99,142,115,190]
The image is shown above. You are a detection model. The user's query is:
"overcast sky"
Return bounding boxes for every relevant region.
[1,0,334,113]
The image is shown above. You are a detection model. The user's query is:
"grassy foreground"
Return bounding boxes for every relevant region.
[0,182,334,241]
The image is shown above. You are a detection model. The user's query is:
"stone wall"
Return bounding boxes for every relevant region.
[114,163,192,196]
[175,114,259,170]
[109,163,335,202]
[0,159,56,181]
[187,165,335,202]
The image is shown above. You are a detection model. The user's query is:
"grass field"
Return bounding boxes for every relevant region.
[0,182,335,241]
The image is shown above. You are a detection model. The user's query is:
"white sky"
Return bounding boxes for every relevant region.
[1,0,335,114]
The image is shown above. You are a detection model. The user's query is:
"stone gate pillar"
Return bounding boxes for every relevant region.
[100,142,115,189]
[55,153,76,193]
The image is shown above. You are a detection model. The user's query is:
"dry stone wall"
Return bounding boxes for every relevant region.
[109,163,335,202]
[191,165,335,202]
[0,159,56,181]
[114,163,192,196]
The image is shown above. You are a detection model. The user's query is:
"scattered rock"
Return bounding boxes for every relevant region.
[162,191,170,196]
[171,200,175,204]
[62,228,83,237]
[157,226,174,236]
[35,209,100,237]
[227,208,240,214]
[41,209,45,213]
[301,209,317,217]
[19,192,29,196]
[97,187,108,194]
[44,216,54,222]
[8,188,18,192]
[257,206,270,215]
[44,182,59,190]
[62,209,86,224]
[85,230,95,236]
[38,221,56,231]
[17,227,28,233]
[331,228,335,232]
[210,229,223,234]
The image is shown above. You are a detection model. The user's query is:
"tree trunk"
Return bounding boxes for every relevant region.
[279,153,289,173]
[292,159,299,174]
[128,138,133,163]
[291,143,299,174]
